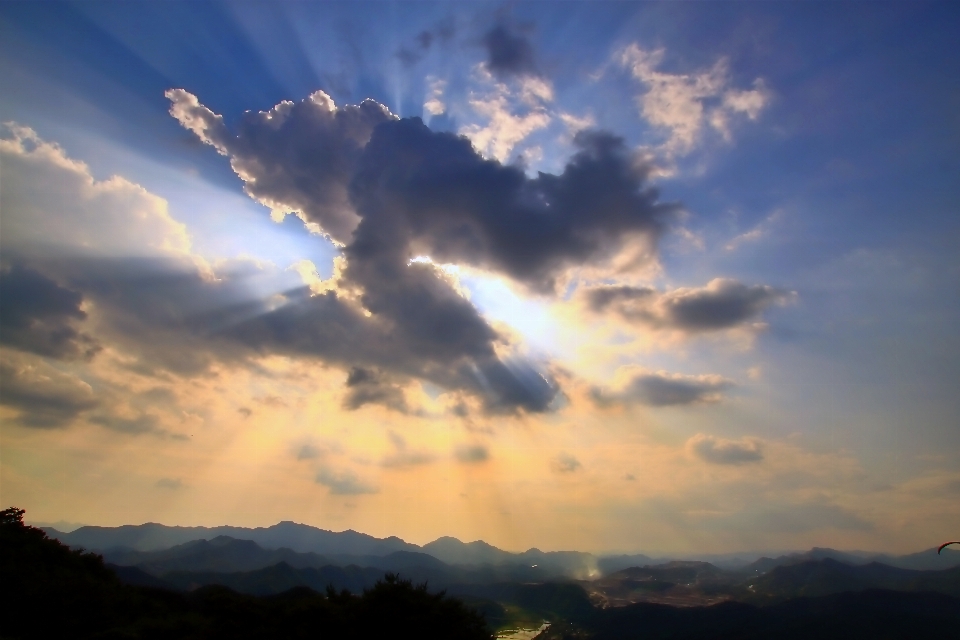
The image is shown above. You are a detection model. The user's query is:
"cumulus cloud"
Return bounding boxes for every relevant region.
[315,468,378,495]
[353,120,672,293]
[454,444,490,463]
[593,366,734,407]
[482,22,538,79]
[167,88,394,244]
[687,434,763,465]
[0,264,100,360]
[584,278,792,332]
[552,452,582,473]
[0,124,192,261]
[0,358,97,428]
[618,44,770,155]
[163,90,678,413]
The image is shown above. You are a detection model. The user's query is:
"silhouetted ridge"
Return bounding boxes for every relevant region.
[0,507,494,639]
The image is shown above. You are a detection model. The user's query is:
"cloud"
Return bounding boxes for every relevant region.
[461,72,553,162]
[342,367,409,413]
[552,452,582,474]
[0,264,100,360]
[89,413,161,435]
[166,88,395,244]
[297,444,321,460]
[593,366,734,407]
[155,477,183,490]
[482,22,538,79]
[0,357,97,428]
[725,210,783,251]
[618,44,770,155]
[381,430,436,469]
[168,92,673,414]
[396,19,456,66]
[315,468,378,495]
[423,77,447,116]
[454,444,490,463]
[353,119,672,293]
[0,124,191,261]
[687,434,763,465]
[584,278,791,332]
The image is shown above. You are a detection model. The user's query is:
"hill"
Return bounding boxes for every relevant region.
[2,507,493,639]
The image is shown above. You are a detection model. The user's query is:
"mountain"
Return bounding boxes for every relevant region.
[6,508,492,640]
[101,535,333,574]
[422,537,597,576]
[422,537,515,565]
[553,590,960,640]
[747,558,960,602]
[43,520,421,556]
[741,546,960,577]
[597,553,658,575]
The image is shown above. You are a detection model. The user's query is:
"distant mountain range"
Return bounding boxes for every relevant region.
[43,521,960,581]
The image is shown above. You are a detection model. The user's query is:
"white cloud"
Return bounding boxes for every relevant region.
[460,66,553,163]
[424,76,447,116]
[0,124,192,261]
[725,209,783,251]
[619,44,771,156]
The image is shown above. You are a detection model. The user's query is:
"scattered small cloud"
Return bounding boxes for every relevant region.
[618,44,771,156]
[725,210,784,251]
[297,444,321,460]
[482,21,538,80]
[687,434,763,465]
[155,477,183,490]
[552,452,582,474]
[454,444,490,463]
[315,468,378,495]
[593,366,734,407]
[583,278,793,333]
[381,430,435,468]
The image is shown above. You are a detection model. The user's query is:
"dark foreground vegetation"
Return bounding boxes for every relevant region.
[5,506,960,639]
[0,508,492,639]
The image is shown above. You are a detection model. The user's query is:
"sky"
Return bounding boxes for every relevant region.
[1,0,958,556]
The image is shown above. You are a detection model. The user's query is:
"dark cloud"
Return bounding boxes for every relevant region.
[89,413,160,435]
[315,468,377,495]
[552,452,581,474]
[162,93,676,413]
[584,278,791,332]
[342,367,409,413]
[482,22,537,79]
[351,120,671,293]
[0,264,100,360]
[0,359,97,428]
[593,369,733,407]
[155,478,183,490]
[455,444,490,463]
[395,19,456,66]
[167,89,394,244]
[664,280,790,331]
[687,434,763,465]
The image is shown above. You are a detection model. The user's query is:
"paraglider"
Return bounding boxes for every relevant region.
[937,541,960,554]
